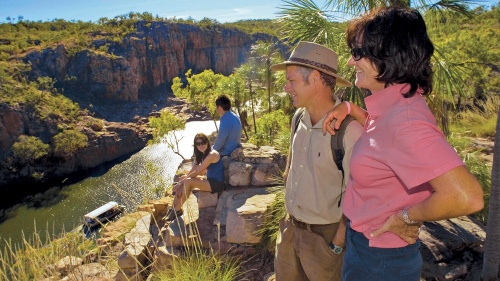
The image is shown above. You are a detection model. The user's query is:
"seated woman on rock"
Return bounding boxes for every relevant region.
[163,133,225,222]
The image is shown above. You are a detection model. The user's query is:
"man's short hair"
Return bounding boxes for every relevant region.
[295,65,336,90]
[215,95,231,111]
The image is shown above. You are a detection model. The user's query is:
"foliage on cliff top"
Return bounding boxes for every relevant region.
[223,19,282,36]
[0,13,282,61]
[0,61,82,123]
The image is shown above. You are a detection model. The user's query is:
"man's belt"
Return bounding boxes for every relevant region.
[288,214,333,231]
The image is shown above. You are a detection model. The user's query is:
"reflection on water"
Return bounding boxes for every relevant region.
[0,120,218,248]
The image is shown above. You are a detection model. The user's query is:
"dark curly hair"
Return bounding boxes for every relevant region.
[193,133,211,164]
[347,6,434,98]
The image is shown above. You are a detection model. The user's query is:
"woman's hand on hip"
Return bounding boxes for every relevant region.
[370,211,422,244]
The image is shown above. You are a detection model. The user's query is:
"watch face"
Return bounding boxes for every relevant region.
[333,246,343,254]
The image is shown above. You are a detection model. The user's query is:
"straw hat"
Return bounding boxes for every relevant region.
[270,41,352,87]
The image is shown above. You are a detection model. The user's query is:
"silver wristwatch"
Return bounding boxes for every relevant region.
[402,208,417,224]
[329,242,343,255]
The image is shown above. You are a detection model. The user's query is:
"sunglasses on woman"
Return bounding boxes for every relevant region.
[196,140,207,146]
[350,47,366,61]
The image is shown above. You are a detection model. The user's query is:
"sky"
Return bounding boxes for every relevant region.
[0,0,285,23]
[0,0,498,24]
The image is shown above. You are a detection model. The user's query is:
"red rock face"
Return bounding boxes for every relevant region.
[0,103,151,187]
[24,22,272,103]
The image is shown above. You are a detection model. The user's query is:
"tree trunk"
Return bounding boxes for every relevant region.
[236,106,249,140]
[249,81,257,134]
[267,58,272,113]
[441,101,449,137]
[213,116,219,133]
[481,103,500,280]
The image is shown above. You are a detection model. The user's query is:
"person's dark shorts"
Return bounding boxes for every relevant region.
[208,178,225,194]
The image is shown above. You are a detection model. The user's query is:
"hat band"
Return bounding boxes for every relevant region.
[289,57,337,74]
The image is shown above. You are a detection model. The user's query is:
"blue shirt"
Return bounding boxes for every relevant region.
[212,110,242,156]
[206,157,225,182]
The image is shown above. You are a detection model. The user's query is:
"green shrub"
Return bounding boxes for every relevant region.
[53,130,88,155]
[98,45,108,53]
[447,132,492,225]
[249,110,290,153]
[451,96,499,138]
[150,252,241,281]
[89,118,104,131]
[11,135,50,162]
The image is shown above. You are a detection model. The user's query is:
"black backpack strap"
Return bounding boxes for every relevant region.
[293,108,305,136]
[331,115,356,207]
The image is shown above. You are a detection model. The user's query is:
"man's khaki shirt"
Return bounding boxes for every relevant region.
[285,106,363,224]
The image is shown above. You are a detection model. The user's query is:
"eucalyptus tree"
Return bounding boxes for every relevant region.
[216,73,251,140]
[250,40,284,113]
[172,69,224,132]
[235,62,259,133]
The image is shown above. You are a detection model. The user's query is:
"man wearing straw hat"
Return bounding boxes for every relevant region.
[270,41,363,281]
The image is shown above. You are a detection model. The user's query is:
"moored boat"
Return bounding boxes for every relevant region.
[83,201,125,228]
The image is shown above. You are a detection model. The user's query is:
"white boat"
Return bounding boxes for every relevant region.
[83,201,125,228]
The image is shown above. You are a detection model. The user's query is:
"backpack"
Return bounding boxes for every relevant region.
[292,108,355,207]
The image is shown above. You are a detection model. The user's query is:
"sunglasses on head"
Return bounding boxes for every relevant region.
[196,140,207,146]
[350,47,366,61]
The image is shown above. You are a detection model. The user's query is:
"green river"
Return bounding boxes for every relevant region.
[0,120,218,248]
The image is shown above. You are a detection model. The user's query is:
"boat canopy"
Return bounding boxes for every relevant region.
[84,202,119,219]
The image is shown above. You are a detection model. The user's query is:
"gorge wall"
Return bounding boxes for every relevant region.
[24,22,287,103]
[0,102,151,208]
[1,22,287,205]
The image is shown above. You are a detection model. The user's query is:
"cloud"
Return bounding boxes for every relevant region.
[220,8,252,17]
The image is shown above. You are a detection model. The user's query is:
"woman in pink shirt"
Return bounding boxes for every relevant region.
[322,6,484,281]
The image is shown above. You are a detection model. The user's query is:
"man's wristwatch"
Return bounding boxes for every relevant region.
[329,242,343,255]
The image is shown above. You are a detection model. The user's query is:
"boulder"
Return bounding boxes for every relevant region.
[124,215,152,249]
[160,205,218,249]
[194,190,219,209]
[228,162,255,186]
[226,193,276,244]
[117,244,150,271]
[117,215,153,277]
[214,187,271,226]
[54,256,83,275]
[230,144,285,168]
[420,216,486,281]
[251,163,281,186]
[173,160,193,182]
[153,245,182,270]
[65,263,112,280]
[137,204,154,213]
[222,155,232,183]
[149,197,173,222]
[115,269,144,281]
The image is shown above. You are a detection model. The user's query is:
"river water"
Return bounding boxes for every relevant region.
[0,120,218,248]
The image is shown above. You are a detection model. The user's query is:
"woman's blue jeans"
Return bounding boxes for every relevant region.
[341,221,422,281]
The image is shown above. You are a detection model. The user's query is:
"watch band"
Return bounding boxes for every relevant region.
[329,242,343,255]
[403,208,417,224]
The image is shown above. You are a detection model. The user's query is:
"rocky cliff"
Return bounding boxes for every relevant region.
[24,22,286,103]
[0,102,150,207]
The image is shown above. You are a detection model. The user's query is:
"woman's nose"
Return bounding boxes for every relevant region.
[347,56,355,66]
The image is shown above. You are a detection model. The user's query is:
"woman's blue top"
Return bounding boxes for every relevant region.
[206,156,224,182]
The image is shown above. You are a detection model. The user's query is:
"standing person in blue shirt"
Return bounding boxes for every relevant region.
[212,95,242,157]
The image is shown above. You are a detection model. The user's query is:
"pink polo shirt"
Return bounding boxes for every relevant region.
[343,84,465,248]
